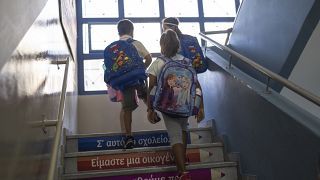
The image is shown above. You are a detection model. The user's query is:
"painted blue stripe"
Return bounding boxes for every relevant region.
[118,0,124,19]
[76,0,85,94]
[159,0,165,18]
[78,132,192,151]
[79,17,234,24]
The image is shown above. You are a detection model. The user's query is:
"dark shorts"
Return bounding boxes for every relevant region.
[121,82,148,111]
[121,87,138,111]
[136,83,147,102]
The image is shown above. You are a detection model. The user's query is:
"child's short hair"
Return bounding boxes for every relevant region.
[162,17,179,27]
[160,29,180,58]
[117,19,134,36]
[162,17,182,37]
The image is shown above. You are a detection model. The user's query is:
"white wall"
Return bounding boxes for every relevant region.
[0,0,47,69]
[77,94,200,134]
[77,95,166,134]
[0,0,78,178]
[281,21,320,118]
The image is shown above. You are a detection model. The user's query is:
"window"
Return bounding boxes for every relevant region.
[90,24,118,51]
[77,0,240,94]
[124,0,159,17]
[178,22,201,42]
[205,22,233,45]
[133,23,161,53]
[83,59,106,91]
[82,0,119,18]
[82,24,89,54]
[203,0,236,17]
[164,0,199,17]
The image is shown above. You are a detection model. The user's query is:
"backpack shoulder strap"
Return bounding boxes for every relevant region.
[126,38,136,44]
[181,57,192,66]
[157,55,171,63]
[180,34,194,40]
[158,55,192,66]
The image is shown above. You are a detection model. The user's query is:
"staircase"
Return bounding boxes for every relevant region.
[62,127,238,180]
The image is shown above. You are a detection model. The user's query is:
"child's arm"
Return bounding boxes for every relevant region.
[196,81,205,122]
[132,40,152,69]
[147,74,161,124]
[147,74,157,111]
[144,54,152,69]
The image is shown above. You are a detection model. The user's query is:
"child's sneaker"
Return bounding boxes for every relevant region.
[178,171,191,180]
[124,135,134,149]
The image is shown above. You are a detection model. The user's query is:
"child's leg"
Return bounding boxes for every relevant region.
[121,87,138,149]
[136,83,148,105]
[172,143,187,172]
[162,113,189,173]
[182,130,188,164]
[120,109,133,136]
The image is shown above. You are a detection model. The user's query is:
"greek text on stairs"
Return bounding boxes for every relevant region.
[77,151,175,171]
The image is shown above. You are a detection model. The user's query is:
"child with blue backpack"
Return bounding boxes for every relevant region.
[162,17,206,122]
[147,29,201,180]
[162,17,208,74]
[104,19,152,149]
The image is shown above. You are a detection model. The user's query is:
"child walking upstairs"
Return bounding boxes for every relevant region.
[147,29,203,180]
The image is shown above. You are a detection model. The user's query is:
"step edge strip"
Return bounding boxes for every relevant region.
[63,161,237,179]
[67,127,213,139]
[65,142,223,158]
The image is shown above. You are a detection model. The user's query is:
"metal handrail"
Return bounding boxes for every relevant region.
[47,57,70,180]
[202,28,233,46]
[199,32,320,107]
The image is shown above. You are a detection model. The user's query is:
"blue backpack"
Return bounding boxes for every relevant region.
[179,34,208,73]
[104,38,147,90]
[152,56,199,117]
[103,39,147,90]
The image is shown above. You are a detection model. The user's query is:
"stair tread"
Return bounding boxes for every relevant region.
[63,161,237,179]
[65,142,223,158]
[67,127,212,139]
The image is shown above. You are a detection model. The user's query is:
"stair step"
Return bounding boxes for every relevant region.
[63,161,238,180]
[66,127,213,153]
[64,143,224,173]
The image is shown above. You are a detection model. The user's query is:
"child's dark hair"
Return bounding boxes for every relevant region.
[117,19,134,36]
[162,17,182,38]
[160,29,180,58]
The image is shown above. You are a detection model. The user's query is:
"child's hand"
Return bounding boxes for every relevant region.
[196,107,205,123]
[147,110,161,124]
[196,99,205,123]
